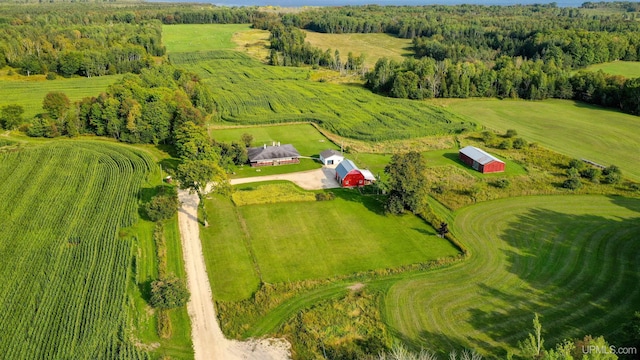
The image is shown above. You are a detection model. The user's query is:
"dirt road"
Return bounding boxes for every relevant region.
[231,167,340,190]
[178,189,291,360]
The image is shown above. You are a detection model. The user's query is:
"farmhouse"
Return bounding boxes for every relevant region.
[247,143,301,167]
[319,149,344,166]
[459,146,505,173]
[335,159,376,187]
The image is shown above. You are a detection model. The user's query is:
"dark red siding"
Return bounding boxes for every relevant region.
[459,153,474,167]
[341,170,365,187]
[481,161,505,173]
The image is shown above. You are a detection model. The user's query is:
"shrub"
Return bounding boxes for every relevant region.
[602,165,621,176]
[150,276,190,309]
[562,177,582,190]
[505,129,518,138]
[46,72,57,80]
[580,167,600,181]
[144,190,179,222]
[568,158,585,170]
[629,183,640,192]
[602,172,621,184]
[512,137,527,149]
[481,130,497,144]
[315,192,336,201]
[566,167,580,178]
[492,178,510,188]
[498,139,512,149]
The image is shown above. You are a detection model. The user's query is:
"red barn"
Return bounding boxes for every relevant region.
[459,146,505,173]
[335,159,365,187]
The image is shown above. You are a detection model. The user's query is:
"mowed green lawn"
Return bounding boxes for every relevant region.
[162,24,251,53]
[303,30,413,68]
[0,75,122,118]
[583,61,640,78]
[385,195,640,356]
[441,98,640,181]
[202,189,460,302]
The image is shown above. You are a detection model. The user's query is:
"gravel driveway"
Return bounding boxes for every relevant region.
[230,167,340,190]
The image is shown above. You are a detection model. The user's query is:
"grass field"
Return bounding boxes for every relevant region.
[440,98,640,181]
[0,141,154,359]
[171,50,471,142]
[583,61,640,78]
[385,195,640,356]
[202,188,460,302]
[162,24,252,53]
[0,73,122,119]
[302,30,414,68]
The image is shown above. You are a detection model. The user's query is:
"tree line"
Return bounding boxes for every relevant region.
[24,65,214,143]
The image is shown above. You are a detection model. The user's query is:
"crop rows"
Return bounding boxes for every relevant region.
[174,50,472,141]
[0,141,154,359]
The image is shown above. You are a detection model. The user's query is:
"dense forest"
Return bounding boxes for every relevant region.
[262,3,640,115]
[0,3,264,76]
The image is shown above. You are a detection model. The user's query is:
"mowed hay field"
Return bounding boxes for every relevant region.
[583,61,640,78]
[201,189,460,302]
[386,195,640,356]
[162,24,251,53]
[0,141,154,359]
[0,74,122,118]
[440,98,640,181]
[302,30,413,68]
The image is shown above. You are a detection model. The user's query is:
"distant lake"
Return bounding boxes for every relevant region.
[151,0,617,8]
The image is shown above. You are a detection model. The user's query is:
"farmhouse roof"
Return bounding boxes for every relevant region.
[459,146,504,165]
[320,149,343,159]
[335,159,358,179]
[248,144,300,162]
[360,169,376,181]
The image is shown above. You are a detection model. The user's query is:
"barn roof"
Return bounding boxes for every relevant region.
[320,149,343,159]
[459,146,504,165]
[248,144,300,162]
[335,159,358,179]
[360,169,376,181]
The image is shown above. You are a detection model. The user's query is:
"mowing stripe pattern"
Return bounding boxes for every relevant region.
[385,195,640,356]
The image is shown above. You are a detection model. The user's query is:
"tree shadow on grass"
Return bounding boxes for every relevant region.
[138,279,154,304]
[462,200,640,353]
[331,188,386,215]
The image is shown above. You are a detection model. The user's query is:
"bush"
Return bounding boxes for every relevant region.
[481,130,497,144]
[46,72,57,80]
[602,172,621,184]
[562,177,582,190]
[150,276,190,309]
[580,167,600,181]
[566,167,580,178]
[144,190,179,222]
[568,158,585,170]
[492,178,511,188]
[602,165,621,176]
[505,129,518,138]
[498,139,513,149]
[315,192,335,201]
[512,137,527,149]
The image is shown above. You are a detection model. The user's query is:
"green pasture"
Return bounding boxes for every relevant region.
[170,50,472,142]
[583,61,640,78]
[303,30,414,68]
[162,24,251,53]
[0,74,122,119]
[385,195,640,356]
[441,98,640,181]
[202,187,460,302]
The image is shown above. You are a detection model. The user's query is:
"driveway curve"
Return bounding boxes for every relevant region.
[230,167,340,190]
